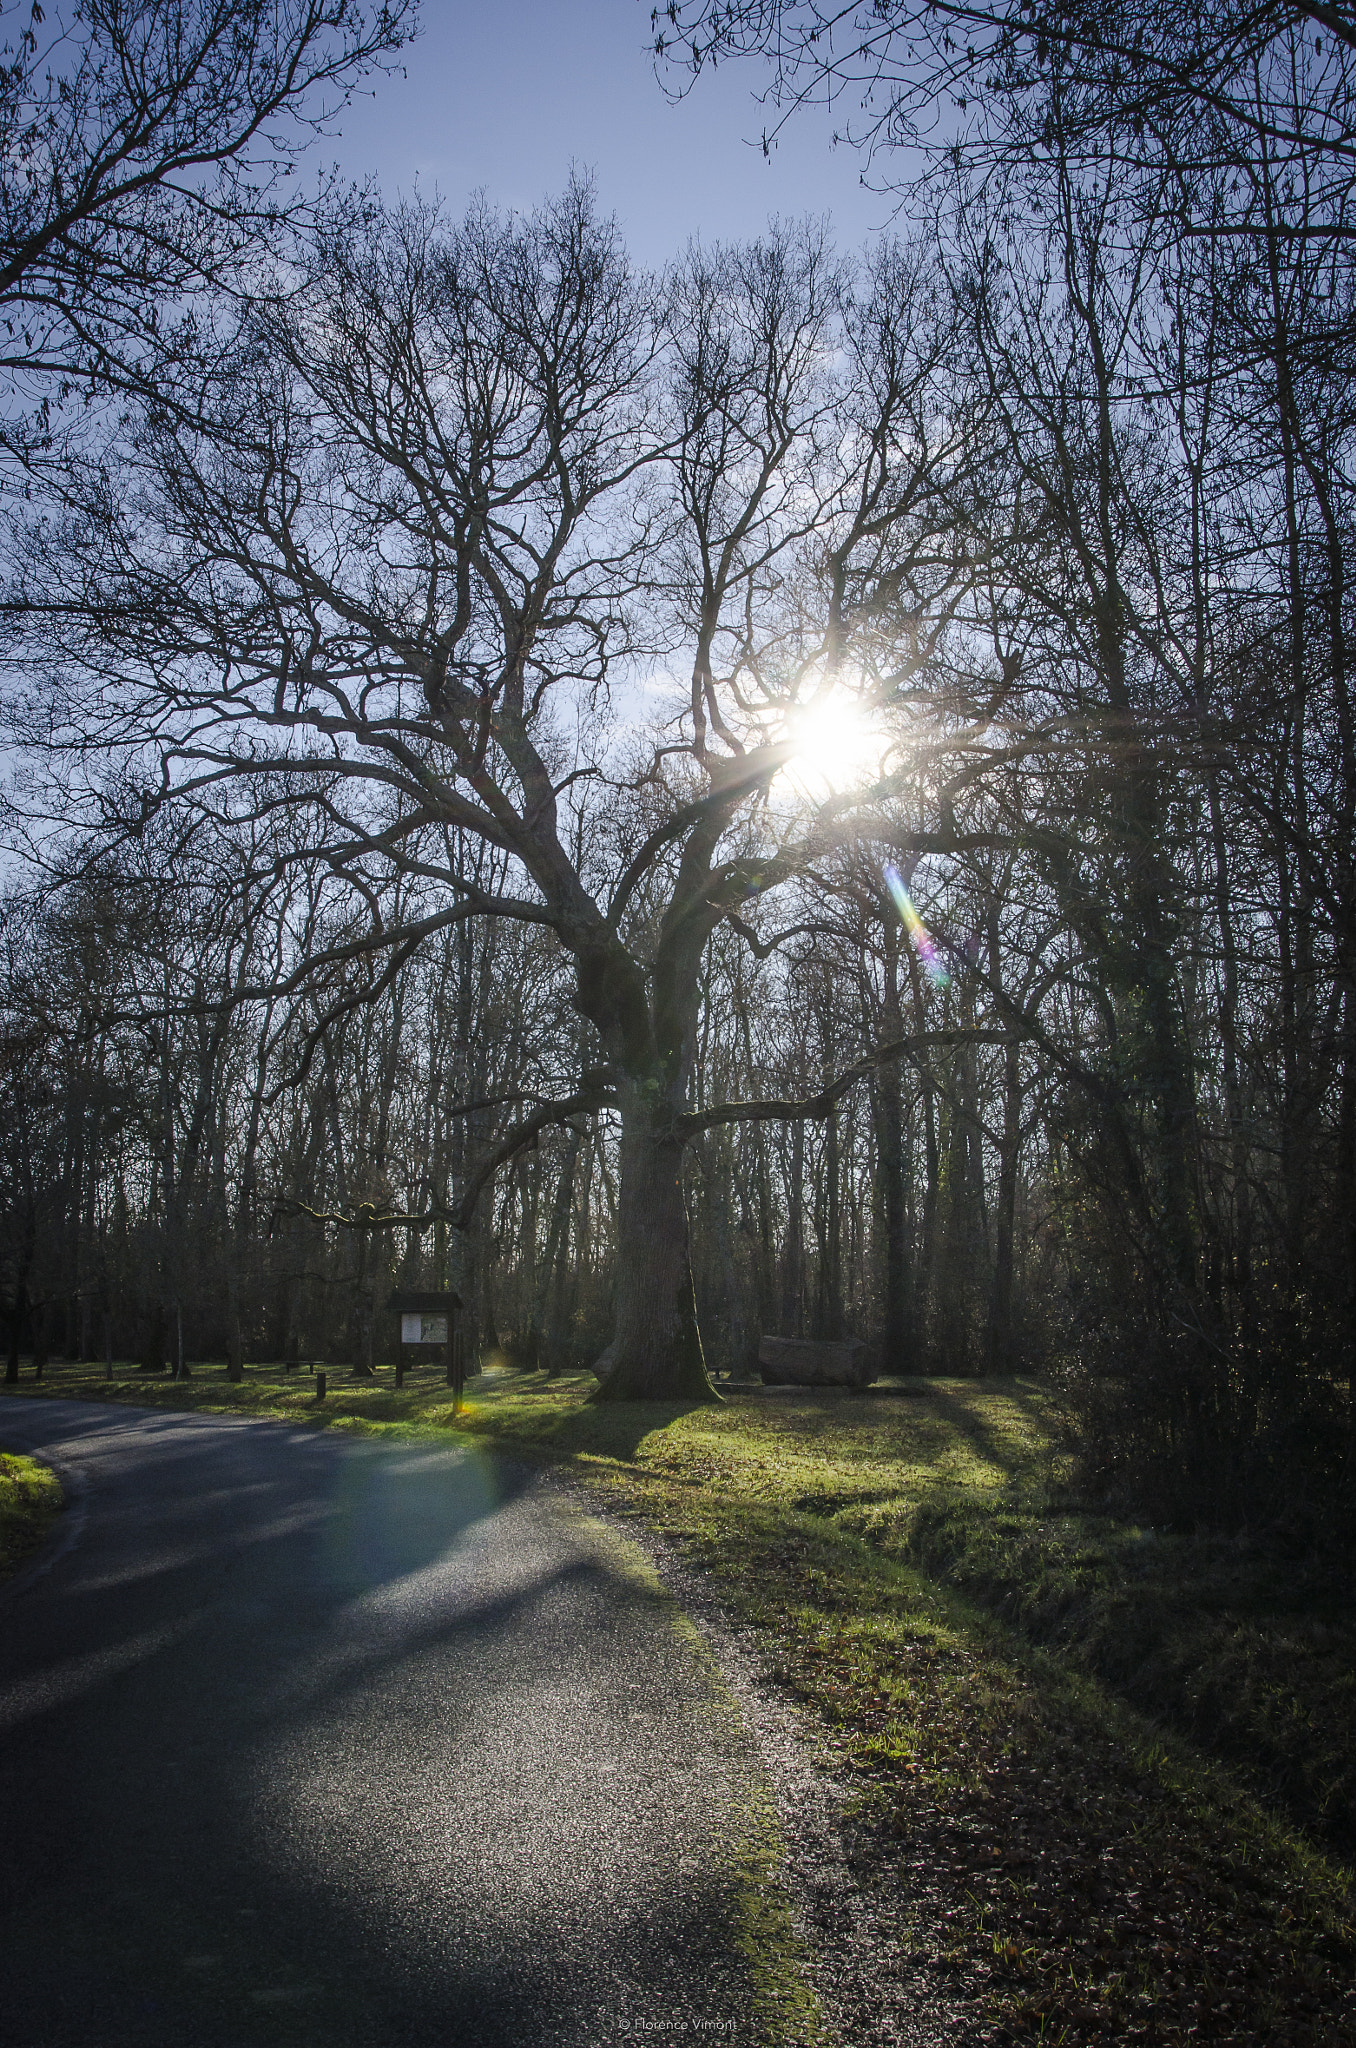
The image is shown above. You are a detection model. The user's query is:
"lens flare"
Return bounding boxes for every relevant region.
[884,864,950,987]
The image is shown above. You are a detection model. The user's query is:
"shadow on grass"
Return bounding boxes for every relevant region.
[917,1377,1058,1487]
[459,1371,717,1466]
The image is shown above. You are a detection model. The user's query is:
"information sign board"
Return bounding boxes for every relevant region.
[401,1313,448,1345]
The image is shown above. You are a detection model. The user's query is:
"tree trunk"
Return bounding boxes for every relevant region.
[874,1066,912,1372]
[711,1156,747,1375]
[351,1228,376,1375]
[140,1301,166,1373]
[31,1301,49,1382]
[4,1275,25,1383]
[816,1111,844,1340]
[781,1117,805,1334]
[592,1108,715,1403]
[918,1063,940,1368]
[226,1259,244,1383]
[986,1034,1022,1374]
[532,1129,580,1375]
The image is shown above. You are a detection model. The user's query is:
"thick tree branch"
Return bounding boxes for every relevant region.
[452,1090,618,1230]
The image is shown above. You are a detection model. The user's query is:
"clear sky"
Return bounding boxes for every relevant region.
[327,0,895,264]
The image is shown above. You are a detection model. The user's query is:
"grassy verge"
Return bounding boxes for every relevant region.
[0,1446,63,1582]
[898,1467,1356,1862]
[5,1359,1354,2043]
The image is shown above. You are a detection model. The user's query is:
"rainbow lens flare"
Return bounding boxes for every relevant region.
[884,864,951,986]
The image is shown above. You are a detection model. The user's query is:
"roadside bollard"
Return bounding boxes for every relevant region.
[315,1371,327,1400]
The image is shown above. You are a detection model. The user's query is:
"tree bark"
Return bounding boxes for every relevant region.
[226,1259,244,1383]
[531,1128,580,1374]
[593,1103,715,1403]
[986,1034,1022,1374]
[816,1110,844,1340]
[781,1117,806,1335]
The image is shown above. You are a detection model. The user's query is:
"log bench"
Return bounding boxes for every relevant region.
[757,1334,874,1390]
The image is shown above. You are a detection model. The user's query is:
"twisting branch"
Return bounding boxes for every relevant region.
[675,1030,1025,1136]
[275,1197,440,1232]
[723,912,833,959]
[606,742,794,929]
[452,1090,619,1230]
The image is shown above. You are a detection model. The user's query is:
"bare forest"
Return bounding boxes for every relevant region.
[3,0,1355,1540]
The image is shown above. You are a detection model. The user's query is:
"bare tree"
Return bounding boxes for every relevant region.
[652,1,1356,172]
[12,184,994,1399]
[0,0,416,453]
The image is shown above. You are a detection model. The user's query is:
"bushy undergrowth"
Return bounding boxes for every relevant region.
[1054,1279,1355,1549]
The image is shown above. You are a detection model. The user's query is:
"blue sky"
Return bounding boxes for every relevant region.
[327,0,894,263]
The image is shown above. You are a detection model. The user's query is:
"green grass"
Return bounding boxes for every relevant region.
[0,1446,63,1581]
[7,1356,1355,2043]
[898,1471,1356,1862]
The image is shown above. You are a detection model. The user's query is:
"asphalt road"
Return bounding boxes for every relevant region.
[0,1399,779,2048]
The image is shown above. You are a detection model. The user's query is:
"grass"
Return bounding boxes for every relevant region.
[0,1446,63,1582]
[5,1356,1355,2043]
[898,1466,1356,1862]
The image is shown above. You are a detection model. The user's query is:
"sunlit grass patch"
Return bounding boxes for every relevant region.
[0,1447,63,1581]
[453,1371,1356,2040]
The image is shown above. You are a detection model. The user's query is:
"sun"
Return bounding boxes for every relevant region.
[776,685,888,800]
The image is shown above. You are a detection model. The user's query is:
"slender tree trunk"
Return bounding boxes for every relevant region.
[781,1118,805,1334]
[874,1064,912,1371]
[351,1228,376,1375]
[986,1035,1022,1374]
[140,1300,166,1373]
[32,1300,49,1381]
[1204,774,1253,1287]
[5,1301,22,1383]
[1338,981,1356,1399]
[819,1110,843,1339]
[711,1149,747,1374]
[226,1260,244,1383]
[531,1129,580,1374]
[918,1069,940,1367]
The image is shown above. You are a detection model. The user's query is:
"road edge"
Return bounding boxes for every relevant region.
[0,1401,92,1610]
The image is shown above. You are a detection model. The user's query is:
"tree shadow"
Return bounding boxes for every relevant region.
[546,1396,714,1465]
[915,1377,1055,1482]
[0,1403,762,2048]
[0,1402,542,1730]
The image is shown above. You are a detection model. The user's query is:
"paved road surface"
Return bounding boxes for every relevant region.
[0,1399,775,2048]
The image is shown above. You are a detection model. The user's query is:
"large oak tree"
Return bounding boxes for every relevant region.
[16,183,991,1398]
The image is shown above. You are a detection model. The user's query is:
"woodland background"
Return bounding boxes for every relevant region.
[2,0,1354,1541]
